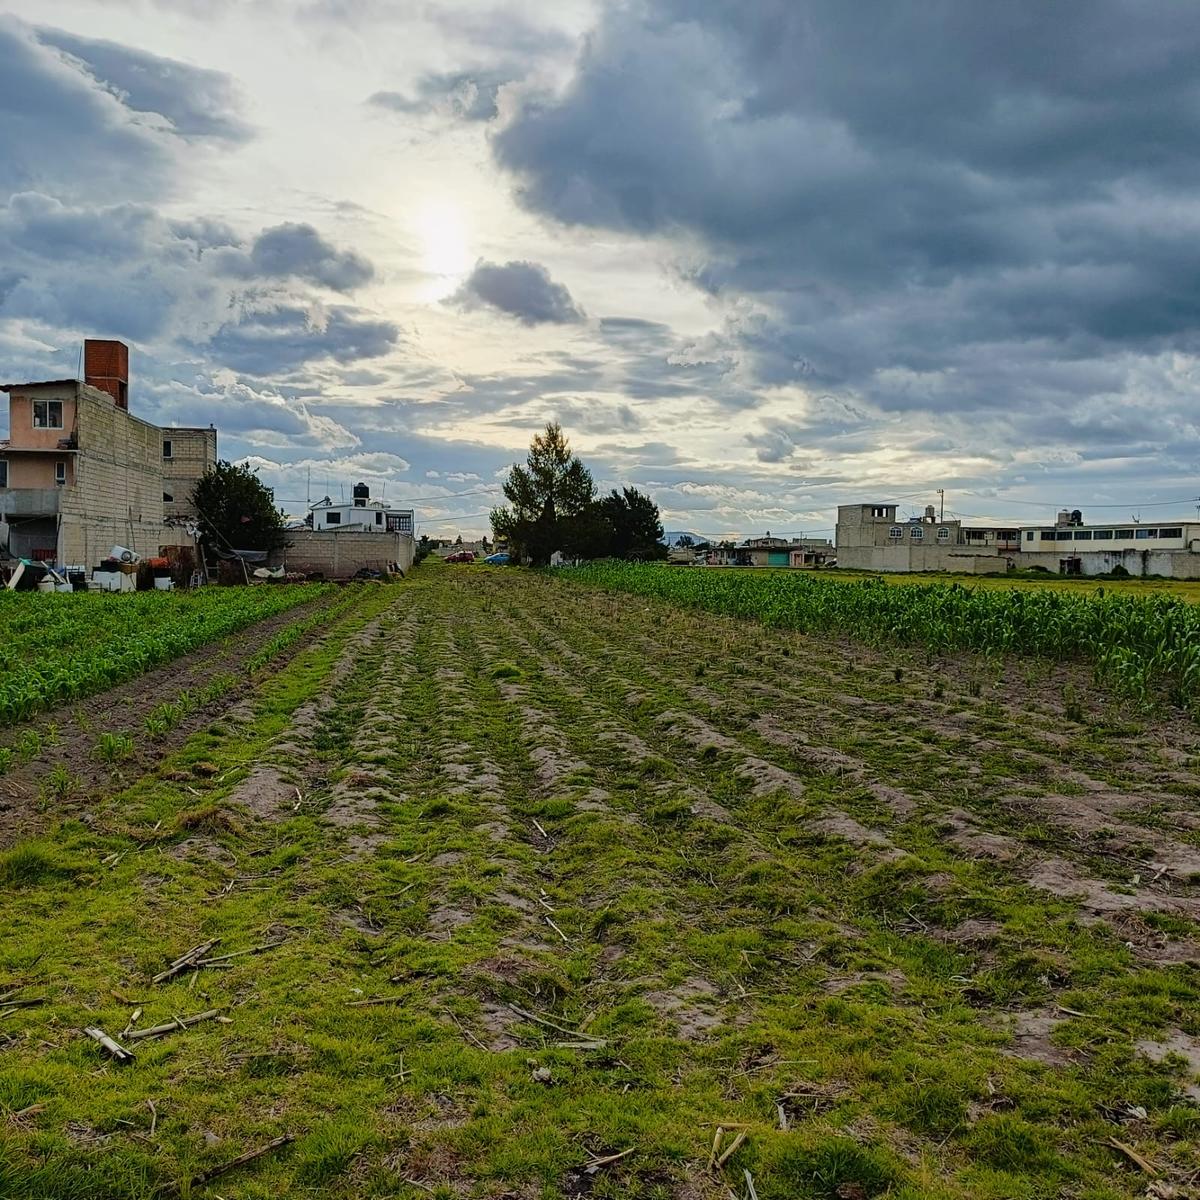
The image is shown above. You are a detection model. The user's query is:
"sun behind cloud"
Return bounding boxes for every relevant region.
[415,199,472,296]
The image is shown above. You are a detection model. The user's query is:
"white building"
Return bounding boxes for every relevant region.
[1016,512,1200,577]
[309,482,413,535]
[836,501,1200,579]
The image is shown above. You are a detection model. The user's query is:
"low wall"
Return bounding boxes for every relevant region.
[836,546,1008,575]
[1018,548,1200,579]
[282,529,415,578]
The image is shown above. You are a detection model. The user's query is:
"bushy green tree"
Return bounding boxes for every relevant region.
[190,461,288,553]
[492,423,596,565]
[596,487,667,560]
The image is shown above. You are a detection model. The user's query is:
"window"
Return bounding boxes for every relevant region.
[1136,528,1157,540]
[162,439,173,460]
[1073,530,1092,540]
[1025,531,1035,541]
[1040,530,1056,540]
[1160,527,1183,539]
[33,400,63,429]
[0,459,7,488]
[888,525,902,539]
[163,491,174,503]
[1056,530,1075,540]
[1113,529,1134,539]
[375,511,383,526]
[55,460,66,485]
[910,525,923,540]
[1092,529,1113,540]
[325,511,341,525]
[871,506,889,518]
[937,526,950,541]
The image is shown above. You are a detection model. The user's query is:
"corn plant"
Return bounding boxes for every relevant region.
[0,584,333,726]
[95,732,135,763]
[561,563,1200,715]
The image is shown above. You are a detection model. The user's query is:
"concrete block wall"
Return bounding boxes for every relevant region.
[162,427,217,519]
[282,530,415,577]
[57,387,172,564]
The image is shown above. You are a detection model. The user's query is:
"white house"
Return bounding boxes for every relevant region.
[309,482,413,535]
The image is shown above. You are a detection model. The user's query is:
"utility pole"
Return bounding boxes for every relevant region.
[937,488,944,521]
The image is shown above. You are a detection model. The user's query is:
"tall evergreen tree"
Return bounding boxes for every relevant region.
[491,423,595,565]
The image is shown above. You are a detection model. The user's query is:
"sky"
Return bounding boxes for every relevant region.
[1,0,1199,540]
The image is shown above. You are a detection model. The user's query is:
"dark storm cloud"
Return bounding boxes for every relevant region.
[0,17,170,202]
[493,0,1200,472]
[370,67,515,122]
[450,259,584,324]
[37,27,252,143]
[216,223,376,292]
[207,304,401,375]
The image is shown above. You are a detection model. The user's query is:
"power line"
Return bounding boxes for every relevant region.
[273,486,499,507]
[959,492,1200,509]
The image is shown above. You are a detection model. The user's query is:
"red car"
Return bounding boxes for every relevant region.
[445,550,476,563]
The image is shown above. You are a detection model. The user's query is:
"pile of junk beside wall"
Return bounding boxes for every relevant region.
[2,545,195,593]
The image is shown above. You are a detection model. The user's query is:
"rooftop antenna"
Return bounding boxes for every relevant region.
[306,466,311,507]
[937,487,944,522]
[339,481,345,503]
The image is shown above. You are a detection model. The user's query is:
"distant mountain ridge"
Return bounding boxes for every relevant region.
[661,530,708,547]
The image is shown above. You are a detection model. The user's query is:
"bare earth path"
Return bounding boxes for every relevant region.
[2,566,1200,1200]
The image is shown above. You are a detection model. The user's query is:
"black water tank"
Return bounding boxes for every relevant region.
[353,482,369,507]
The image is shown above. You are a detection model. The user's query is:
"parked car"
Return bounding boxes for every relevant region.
[444,550,476,563]
[483,552,511,565]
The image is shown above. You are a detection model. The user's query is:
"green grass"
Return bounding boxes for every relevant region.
[1,567,1198,1197]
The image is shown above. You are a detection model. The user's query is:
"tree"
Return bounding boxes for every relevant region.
[190,461,288,554]
[675,534,694,550]
[491,423,595,565]
[596,487,667,560]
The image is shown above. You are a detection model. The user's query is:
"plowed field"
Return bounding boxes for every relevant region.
[3,565,1200,1199]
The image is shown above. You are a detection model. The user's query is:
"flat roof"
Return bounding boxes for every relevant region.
[0,379,79,391]
[1022,519,1196,529]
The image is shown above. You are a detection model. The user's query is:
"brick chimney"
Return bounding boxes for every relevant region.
[84,339,129,410]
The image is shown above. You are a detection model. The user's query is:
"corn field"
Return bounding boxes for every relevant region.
[563,563,1200,711]
[0,584,332,725]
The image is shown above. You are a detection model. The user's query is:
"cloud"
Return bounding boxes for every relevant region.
[36,27,252,143]
[0,192,226,340]
[0,194,381,351]
[0,17,172,202]
[207,303,402,375]
[492,0,1200,481]
[449,259,584,324]
[217,222,375,291]
[144,373,360,451]
[370,67,515,122]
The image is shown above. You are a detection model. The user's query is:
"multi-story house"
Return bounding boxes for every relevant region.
[0,339,216,566]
